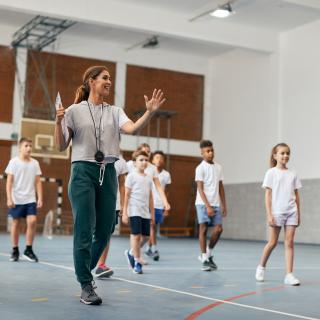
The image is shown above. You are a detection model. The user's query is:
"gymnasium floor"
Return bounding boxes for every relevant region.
[0,234,319,320]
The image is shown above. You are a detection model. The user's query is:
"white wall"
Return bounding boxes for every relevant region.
[280,20,320,179]
[206,49,279,184]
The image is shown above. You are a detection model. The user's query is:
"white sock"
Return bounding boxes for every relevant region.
[151,245,157,252]
[129,248,133,255]
[201,253,207,262]
[206,246,213,258]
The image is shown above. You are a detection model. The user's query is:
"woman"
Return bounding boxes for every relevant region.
[54,65,166,305]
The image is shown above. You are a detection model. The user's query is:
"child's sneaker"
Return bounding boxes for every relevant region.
[255,265,265,282]
[208,256,217,270]
[145,248,153,257]
[95,264,114,279]
[80,283,102,305]
[10,249,19,262]
[124,249,135,269]
[201,260,211,271]
[133,262,143,274]
[23,248,38,262]
[153,250,160,261]
[284,273,300,286]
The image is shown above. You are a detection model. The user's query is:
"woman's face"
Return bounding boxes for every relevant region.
[90,70,112,97]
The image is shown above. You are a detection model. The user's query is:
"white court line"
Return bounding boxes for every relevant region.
[0,253,318,320]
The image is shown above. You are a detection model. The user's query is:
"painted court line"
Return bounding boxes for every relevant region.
[1,253,319,320]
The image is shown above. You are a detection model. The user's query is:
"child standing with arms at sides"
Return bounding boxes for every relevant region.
[122,150,155,274]
[195,140,227,271]
[5,137,43,262]
[95,154,128,278]
[145,150,171,261]
[256,143,301,286]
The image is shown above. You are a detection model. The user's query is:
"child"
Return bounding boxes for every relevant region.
[5,137,43,262]
[195,140,227,271]
[145,150,171,261]
[122,150,155,274]
[256,143,301,286]
[95,154,128,278]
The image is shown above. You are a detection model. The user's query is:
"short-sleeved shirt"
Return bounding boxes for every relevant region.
[65,101,130,163]
[114,157,128,210]
[152,169,171,209]
[262,167,302,215]
[125,171,153,219]
[195,160,224,206]
[5,157,42,204]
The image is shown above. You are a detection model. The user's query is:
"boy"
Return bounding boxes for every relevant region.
[145,150,171,261]
[122,150,154,274]
[95,154,128,278]
[195,140,227,271]
[5,137,43,262]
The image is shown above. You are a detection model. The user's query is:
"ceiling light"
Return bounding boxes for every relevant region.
[210,3,234,18]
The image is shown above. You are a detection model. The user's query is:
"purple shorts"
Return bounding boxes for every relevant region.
[273,212,298,227]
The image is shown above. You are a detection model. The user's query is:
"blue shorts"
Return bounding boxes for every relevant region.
[196,205,222,226]
[129,216,150,236]
[155,208,165,225]
[8,202,37,219]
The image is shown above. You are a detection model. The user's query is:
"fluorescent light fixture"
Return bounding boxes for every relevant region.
[210,3,234,18]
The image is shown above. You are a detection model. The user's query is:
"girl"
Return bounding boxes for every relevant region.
[55,65,166,305]
[256,143,301,286]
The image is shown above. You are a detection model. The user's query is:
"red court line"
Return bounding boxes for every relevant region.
[185,285,285,320]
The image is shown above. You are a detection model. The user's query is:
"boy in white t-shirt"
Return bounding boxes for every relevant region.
[195,140,227,271]
[95,155,128,278]
[122,150,154,274]
[5,137,43,262]
[255,143,302,286]
[145,150,171,261]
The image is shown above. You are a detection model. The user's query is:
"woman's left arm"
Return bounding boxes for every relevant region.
[121,89,166,134]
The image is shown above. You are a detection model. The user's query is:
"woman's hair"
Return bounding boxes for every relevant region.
[132,150,149,161]
[270,143,290,167]
[74,66,109,104]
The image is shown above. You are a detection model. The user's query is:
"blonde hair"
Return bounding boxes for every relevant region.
[74,66,109,104]
[270,143,290,167]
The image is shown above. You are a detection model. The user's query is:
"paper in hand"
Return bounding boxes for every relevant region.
[55,92,62,111]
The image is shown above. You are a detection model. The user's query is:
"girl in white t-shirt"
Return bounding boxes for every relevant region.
[256,143,302,286]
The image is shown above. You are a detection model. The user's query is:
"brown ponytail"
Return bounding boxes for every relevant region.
[73,66,109,104]
[270,143,290,167]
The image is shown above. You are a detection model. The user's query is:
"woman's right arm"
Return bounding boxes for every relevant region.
[54,106,73,151]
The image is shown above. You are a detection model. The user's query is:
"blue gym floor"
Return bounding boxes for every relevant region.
[0,234,319,320]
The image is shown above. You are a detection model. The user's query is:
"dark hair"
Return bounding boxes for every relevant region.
[137,143,151,151]
[132,150,149,161]
[74,66,109,104]
[200,140,213,149]
[270,143,290,167]
[19,137,32,145]
[152,150,165,158]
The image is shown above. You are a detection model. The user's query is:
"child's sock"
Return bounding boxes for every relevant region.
[201,253,207,262]
[206,246,213,258]
[151,245,157,252]
[129,248,134,255]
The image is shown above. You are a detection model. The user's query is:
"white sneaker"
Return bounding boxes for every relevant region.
[284,273,300,286]
[255,265,265,282]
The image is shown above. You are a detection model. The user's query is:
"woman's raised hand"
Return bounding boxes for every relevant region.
[144,89,166,113]
[55,104,65,124]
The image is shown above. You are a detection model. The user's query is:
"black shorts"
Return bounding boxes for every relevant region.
[129,216,150,236]
[8,202,37,219]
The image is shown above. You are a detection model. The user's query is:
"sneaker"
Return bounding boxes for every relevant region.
[208,256,217,270]
[153,250,160,261]
[255,265,265,282]
[95,264,114,279]
[10,249,19,262]
[23,249,38,262]
[145,248,153,257]
[201,260,211,271]
[124,249,135,269]
[284,273,300,286]
[133,262,143,274]
[80,283,102,305]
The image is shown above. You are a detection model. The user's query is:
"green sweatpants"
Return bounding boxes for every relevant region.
[68,161,117,288]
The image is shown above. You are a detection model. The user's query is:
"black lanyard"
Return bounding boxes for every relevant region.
[87,101,104,156]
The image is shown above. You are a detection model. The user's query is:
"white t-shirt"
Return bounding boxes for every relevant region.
[114,157,128,210]
[153,169,171,209]
[125,171,153,219]
[5,157,42,205]
[195,160,224,206]
[262,167,302,215]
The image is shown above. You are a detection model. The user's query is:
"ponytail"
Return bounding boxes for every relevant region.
[74,84,89,104]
